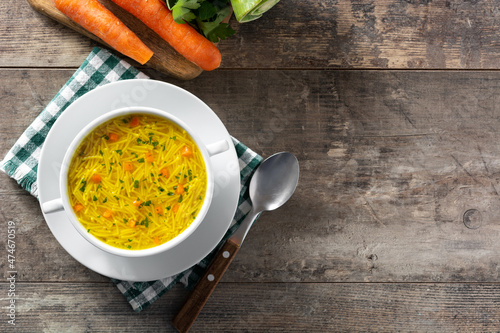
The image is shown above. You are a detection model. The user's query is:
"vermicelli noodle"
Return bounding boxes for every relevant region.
[67,113,207,250]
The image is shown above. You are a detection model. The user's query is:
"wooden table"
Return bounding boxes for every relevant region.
[4,0,500,331]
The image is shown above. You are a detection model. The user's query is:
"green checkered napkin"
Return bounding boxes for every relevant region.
[1,47,262,312]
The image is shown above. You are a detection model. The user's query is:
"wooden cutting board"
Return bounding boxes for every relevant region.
[27,0,204,80]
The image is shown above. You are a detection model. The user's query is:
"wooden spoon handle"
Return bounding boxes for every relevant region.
[172,239,240,333]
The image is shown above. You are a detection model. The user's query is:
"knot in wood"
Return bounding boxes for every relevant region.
[463,209,482,229]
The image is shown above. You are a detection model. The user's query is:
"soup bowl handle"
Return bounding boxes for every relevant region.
[206,139,230,157]
[41,198,64,214]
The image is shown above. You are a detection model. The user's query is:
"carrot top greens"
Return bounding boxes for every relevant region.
[165,0,235,42]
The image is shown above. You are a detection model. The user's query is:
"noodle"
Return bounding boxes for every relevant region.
[67,114,207,250]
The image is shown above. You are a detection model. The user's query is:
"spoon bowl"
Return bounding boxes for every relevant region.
[249,152,300,212]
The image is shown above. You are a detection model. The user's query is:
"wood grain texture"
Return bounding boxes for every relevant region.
[5,0,500,69]
[2,282,500,332]
[3,69,500,286]
[26,0,203,79]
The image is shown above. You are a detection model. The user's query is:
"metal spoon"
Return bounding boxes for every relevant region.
[173,152,300,333]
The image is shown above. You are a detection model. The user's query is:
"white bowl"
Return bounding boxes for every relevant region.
[41,106,229,258]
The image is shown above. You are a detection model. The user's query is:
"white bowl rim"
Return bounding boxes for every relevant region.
[59,106,216,258]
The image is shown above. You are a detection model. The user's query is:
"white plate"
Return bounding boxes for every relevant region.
[38,79,240,281]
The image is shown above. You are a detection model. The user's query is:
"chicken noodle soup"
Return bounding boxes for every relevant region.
[67,113,207,250]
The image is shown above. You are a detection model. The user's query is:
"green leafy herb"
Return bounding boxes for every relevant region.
[115,149,123,155]
[134,180,139,188]
[197,0,217,20]
[79,180,87,192]
[103,197,107,203]
[93,195,98,202]
[171,0,201,23]
[138,158,145,163]
[178,195,183,203]
[168,0,235,42]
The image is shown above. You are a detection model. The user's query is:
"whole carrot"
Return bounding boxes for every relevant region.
[110,0,222,71]
[54,0,154,65]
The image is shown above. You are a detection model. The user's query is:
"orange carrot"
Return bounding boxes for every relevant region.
[124,162,134,172]
[130,116,140,127]
[108,133,119,142]
[181,145,193,157]
[133,199,142,208]
[155,206,163,215]
[145,152,155,163]
[160,168,170,178]
[128,219,137,228]
[54,0,153,65]
[172,204,180,214]
[103,209,113,218]
[175,185,185,195]
[153,236,161,245]
[91,174,102,183]
[110,0,221,71]
[73,203,84,212]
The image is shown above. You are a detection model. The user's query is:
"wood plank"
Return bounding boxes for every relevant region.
[26,0,203,80]
[5,0,500,69]
[2,282,500,332]
[3,69,500,284]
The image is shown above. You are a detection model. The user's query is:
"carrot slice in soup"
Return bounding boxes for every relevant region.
[160,168,170,178]
[181,145,193,157]
[124,162,134,172]
[108,133,119,142]
[54,0,153,65]
[175,185,185,195]
[91,174,102,183]
[130,116,140,127]
[146,152,155,163]
[73,203,84,212]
